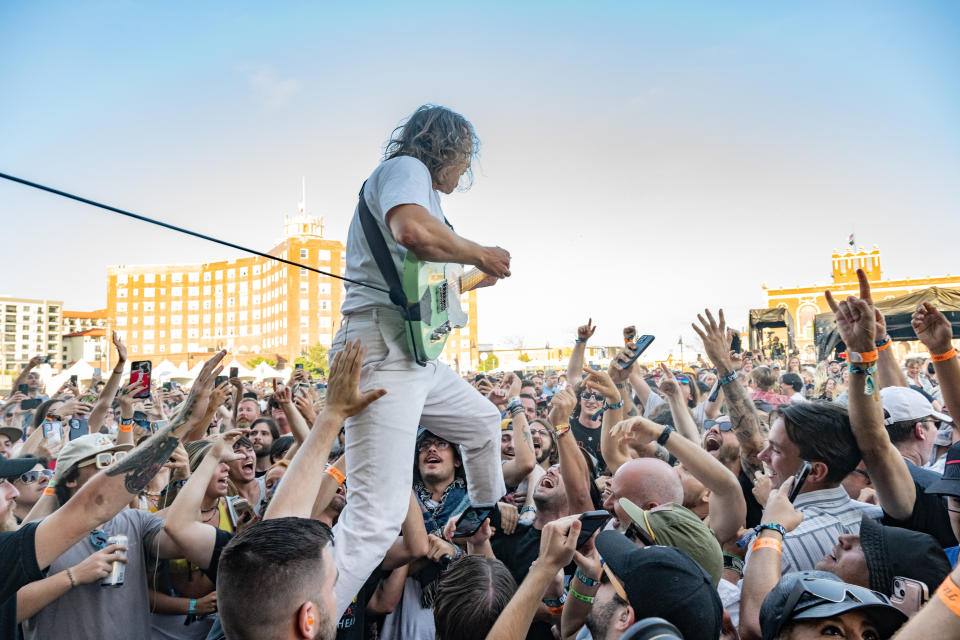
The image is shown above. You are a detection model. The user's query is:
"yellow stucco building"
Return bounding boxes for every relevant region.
[764,246,960,360]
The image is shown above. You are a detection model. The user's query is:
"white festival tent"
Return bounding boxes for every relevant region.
[251,361,283,381]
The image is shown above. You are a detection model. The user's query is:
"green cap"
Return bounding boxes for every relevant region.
[618,499,723,587]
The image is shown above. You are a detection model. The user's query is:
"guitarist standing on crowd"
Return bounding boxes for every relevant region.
[330,104,512,617]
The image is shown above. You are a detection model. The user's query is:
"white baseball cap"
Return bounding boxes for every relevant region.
[880,386,952,426]
[54,433,133,481]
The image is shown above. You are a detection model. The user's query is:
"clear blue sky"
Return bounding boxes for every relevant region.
[2,1,958,360]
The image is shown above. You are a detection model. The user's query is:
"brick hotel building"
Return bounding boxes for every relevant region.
[105,204,479,372]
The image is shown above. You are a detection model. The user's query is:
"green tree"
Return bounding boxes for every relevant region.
[246,356,278,369]
[294,343,329,377]
[481,353,499,372]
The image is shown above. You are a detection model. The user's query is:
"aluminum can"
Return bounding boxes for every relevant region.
[101,534,128,587]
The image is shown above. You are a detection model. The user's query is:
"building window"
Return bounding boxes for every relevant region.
[171,301,182,312]
[172,273,183,283]
[203,286,212,296]
[117,303,127,313]
[188,287,199,297]
[215,271,223,280]
[172,287,182,297]
[204,272,212,282]
[188,301,199,311]
[188,272,200,283]
[317,249,330,261]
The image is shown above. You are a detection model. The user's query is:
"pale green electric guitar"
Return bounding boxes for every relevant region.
[401,253,487,362]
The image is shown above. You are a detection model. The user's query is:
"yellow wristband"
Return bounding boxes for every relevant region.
[937,575,960,617]
[751,537,782,553]
[325,467,345,486]
[932,348,957,363]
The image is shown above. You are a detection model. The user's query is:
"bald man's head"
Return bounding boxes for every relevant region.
[603,458,684,528]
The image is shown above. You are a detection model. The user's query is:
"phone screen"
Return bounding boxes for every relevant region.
[454,504,496,538]
[215,375,228,387]
[130,361,152,399]
[18,384,28,395]
[42,419,63,443]
[577,510,612,548]
[230,367,239,379]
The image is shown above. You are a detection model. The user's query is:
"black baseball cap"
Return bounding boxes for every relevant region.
[760,571,906,640]
[859,513,950,596]
[925,441,960,497]
[595,530,723,640]
[0,456,38,480]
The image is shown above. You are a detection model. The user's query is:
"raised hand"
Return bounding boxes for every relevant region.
[117,381,147,416]
[112,331,127,363]
[582,366,619,402]
[500,372,522,399]
[692,309,733,371]
[164,442,190,481]
[548,386,577,427]
[912,302,954,354]
[210,429,247,463]
[195,591,218,615]
[207,381,232,414]
[657,363,683,403]
[325,340,387,419]
[609,415,660,446]
[538,515,581,571]
[760,476,804,532]
[608,348,633,384]
[577,319,597,343]
[825,268,876,354]
[294,394,317,425]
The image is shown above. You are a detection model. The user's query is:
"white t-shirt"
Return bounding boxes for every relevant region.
[341,156,445,315]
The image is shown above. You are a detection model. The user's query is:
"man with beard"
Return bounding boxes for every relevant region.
[489,465,572,640]
[234,397,260,429]
[248,417,279,477]
[226,436,267,516]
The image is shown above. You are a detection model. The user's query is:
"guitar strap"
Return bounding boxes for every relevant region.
[356,183,429,366]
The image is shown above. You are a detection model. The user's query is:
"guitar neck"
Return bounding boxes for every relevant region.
[459,268,487,292]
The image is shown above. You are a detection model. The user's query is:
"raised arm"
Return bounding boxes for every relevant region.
[163,430,245,569]
[265,340,386,520]
[565,320,595,388]
[188,381,231,443]
[87,331,128,431]
[913,303,960,423]
[382,492,430,570]
[874,310,910,389]
[32,350,227,570]
[693,309,765,477]
[656,364,700,443]
[826,269,915,519]
[274,385,310,445]
[499,373,537,487]
[550,387,594,513]
[611,412,746,544]
[387,204,510,276]
[11,356,43,394]
[114,380,147,447]
[485,517,581,640]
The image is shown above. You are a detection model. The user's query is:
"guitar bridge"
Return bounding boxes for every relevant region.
[430,323,452,341]
[437,283,448,312]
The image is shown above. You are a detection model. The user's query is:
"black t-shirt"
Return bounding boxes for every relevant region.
[0,522,44,639]
[336,570,382,640]
[738,468,764,528]
[882,482,958,549]
[569,418,605,472]
[201,528,235,584]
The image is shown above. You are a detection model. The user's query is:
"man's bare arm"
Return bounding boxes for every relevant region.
[32,351,226,570]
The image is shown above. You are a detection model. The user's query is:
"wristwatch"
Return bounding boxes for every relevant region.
[657,425,674,446]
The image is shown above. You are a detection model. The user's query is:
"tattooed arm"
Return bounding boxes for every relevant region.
[31,350,227,570]
[692,310,765,477]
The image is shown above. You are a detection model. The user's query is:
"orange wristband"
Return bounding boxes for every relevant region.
[849,349,878,364]
[937,575,960,617]
[44,487,56,496]
[876,339,891,352]
[325,467,345,486]
[751,537,782,553]
[118,424,133,433]
[932,348,957,363]
[546,605,564,616]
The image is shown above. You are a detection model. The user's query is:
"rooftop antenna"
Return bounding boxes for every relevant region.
[299,176,306,216]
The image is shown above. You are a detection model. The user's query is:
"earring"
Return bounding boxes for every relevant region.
[307,616,315,627]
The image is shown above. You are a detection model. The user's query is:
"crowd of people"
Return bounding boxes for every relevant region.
[4,104,960,640]
[0,269,959,639]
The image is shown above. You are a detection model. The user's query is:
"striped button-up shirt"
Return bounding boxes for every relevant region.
[745,486,882,574]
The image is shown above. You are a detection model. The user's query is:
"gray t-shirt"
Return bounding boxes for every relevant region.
[22,508,164,640]
[340,156,445,315]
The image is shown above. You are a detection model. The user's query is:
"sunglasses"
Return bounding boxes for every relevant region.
[780,577,892,632]
[704,419,733,432]
[580,392,604,402]
[19,469,54,484]
[78,451,128,470]
[418,440,451,452]
[675,376,691,384]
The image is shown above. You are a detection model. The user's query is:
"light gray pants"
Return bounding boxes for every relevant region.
[330,308,505,618]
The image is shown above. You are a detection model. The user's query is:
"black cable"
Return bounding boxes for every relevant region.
[0,171,391,294]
